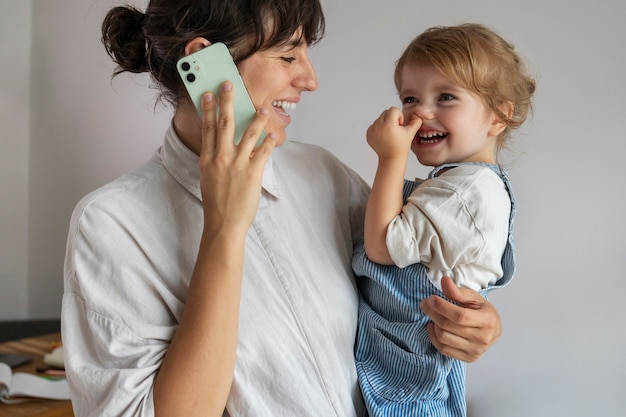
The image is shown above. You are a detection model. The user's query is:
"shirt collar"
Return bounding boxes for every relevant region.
[161,122,281,200]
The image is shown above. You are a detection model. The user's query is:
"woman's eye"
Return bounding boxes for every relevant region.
[281,56,296,63]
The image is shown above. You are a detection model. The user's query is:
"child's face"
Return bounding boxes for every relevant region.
[398,63,503,166]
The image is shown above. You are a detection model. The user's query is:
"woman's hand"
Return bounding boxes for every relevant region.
[198,82,276,237]
[420,276,502,362]
[155,83,275,417]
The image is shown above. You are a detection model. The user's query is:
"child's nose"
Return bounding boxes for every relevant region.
[415,103,435,120]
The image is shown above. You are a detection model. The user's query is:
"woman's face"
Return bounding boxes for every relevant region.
[237,31,318,146]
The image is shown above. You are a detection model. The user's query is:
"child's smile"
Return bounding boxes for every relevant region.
[417,129,449,145]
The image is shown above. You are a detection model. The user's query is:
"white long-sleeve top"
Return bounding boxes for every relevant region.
[386,164,511,291]
[61,124,369,417]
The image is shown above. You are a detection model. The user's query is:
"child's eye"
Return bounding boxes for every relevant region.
[439,93,455,101]
[402,96,417,104]
[281,56,296,63]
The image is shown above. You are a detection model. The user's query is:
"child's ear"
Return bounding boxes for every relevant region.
[184,37,212,56]
[489,101,514,137]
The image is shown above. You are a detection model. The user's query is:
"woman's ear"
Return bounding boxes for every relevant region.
[184,37,212,56]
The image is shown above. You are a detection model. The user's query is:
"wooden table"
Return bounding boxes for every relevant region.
[0,333,73,417]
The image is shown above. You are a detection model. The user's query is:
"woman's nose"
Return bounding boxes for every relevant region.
[295,57,318,92]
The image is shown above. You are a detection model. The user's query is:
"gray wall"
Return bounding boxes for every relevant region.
[1,0,625,415]
[1,1,31,322]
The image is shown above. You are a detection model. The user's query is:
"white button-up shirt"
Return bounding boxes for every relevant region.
[387,164,511,291]
[62,124,370,417]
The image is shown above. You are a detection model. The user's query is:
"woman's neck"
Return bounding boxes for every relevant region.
[173,103,202,155]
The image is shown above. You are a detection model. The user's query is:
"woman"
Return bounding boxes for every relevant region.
[61,1,502,416]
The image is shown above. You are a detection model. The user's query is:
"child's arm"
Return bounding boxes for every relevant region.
[364,107,422,264]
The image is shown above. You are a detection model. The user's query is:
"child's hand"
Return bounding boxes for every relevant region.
[366,107,422,160]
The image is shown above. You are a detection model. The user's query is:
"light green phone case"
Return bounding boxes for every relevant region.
[177,43,265,145]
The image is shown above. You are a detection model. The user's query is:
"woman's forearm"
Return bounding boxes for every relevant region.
[154,231,245,417]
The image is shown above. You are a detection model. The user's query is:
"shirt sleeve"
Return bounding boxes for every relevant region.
[62,293,160,417]
[61,190,180,417]
[386,166,510,290]
[316,145,370,246]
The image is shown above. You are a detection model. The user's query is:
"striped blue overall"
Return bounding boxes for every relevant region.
[352,163,516,417]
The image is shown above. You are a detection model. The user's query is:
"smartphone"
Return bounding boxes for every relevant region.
[177,43,265,145]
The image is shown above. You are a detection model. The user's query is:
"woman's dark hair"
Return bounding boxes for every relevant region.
[102,0,325,106]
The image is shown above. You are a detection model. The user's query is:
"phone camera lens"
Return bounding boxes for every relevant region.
[186,74,196,83]
[181,62,191,71]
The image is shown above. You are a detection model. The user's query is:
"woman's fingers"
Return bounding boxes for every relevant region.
[201,82,270,155]
[215,82,236,152]
[200,91,218,153]
[198,80,275,172]
[236,98,273,157]
[420,276,501,362]
[426,322,473,362]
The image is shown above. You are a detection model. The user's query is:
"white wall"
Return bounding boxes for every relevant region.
[26,0,169,318]
[0,1,31,319]
[1,0,625,415]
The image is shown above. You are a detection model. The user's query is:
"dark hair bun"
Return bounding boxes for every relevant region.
[102,6,148,74]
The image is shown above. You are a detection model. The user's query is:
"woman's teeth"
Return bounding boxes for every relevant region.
[272,100,296,112]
